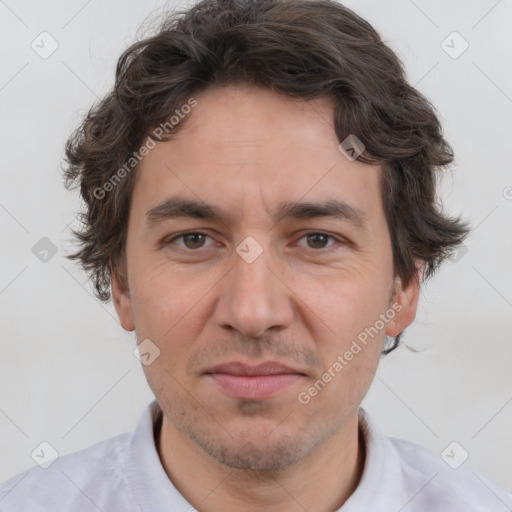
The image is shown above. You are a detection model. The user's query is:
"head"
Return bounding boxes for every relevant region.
[64,0,470,471]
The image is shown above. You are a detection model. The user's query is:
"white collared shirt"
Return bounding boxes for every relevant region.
[1,400,511,511]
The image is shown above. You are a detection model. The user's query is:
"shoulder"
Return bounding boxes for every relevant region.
[389,436,512,511]
[0,432,137,512]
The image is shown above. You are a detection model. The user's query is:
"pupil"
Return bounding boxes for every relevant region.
[308,234,327,249]
[185,233,204,249]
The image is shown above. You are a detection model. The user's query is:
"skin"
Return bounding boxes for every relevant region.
[112,83,420,512]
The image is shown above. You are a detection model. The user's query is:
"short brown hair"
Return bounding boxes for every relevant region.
[63,0,470,353]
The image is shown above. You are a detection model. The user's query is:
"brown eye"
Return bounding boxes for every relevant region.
[166,232,213,250]
[306,233,329,249]
[181,233,207,249]
[296,232,338,250]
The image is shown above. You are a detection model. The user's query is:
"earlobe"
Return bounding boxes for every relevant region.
[385,269,421,337]
[111,270,136,332]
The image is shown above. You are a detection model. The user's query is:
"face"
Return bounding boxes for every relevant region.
[112,84,419,471]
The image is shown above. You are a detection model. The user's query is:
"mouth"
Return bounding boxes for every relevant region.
[204,361,307,400]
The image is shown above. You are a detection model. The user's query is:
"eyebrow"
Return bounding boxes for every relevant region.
[146,196,368,228]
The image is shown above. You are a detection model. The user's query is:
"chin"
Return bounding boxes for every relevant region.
[197,436,310,471]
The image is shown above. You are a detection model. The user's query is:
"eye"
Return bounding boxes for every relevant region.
[164,231,343,252]
[296,232,340,250]
[165,232,215,250]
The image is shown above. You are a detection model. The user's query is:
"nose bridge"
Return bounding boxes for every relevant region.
[216,234,294,337]
[234,236,274,297]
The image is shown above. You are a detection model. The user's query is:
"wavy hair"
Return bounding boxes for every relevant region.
[63,0,470,354]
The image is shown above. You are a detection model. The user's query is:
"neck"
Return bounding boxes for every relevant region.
[156,410,366,512]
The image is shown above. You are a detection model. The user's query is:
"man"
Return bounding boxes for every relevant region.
[1,0,510,510]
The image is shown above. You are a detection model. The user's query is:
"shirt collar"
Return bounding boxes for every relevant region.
[338,407,411,511]
[123,400,193,511]
[123,400,411,512]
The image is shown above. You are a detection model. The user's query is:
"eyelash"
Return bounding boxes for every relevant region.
[164,231,344,253]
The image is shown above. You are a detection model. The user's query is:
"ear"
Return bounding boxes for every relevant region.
[385,265,422,337]
[111,269,135,332]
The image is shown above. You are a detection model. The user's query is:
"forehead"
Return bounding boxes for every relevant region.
[131,84,384,228]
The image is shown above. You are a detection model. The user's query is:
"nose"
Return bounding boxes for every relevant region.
[213,238,295,338]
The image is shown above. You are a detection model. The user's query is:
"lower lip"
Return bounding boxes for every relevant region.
[208,373,304,400]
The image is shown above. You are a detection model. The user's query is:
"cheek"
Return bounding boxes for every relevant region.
[128,258,208,338]
[293,269,390,389]
[294,267,391,336]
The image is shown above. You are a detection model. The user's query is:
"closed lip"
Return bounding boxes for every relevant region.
[204,361,307,377]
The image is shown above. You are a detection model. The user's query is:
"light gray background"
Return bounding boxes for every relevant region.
[1,0,511,494]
